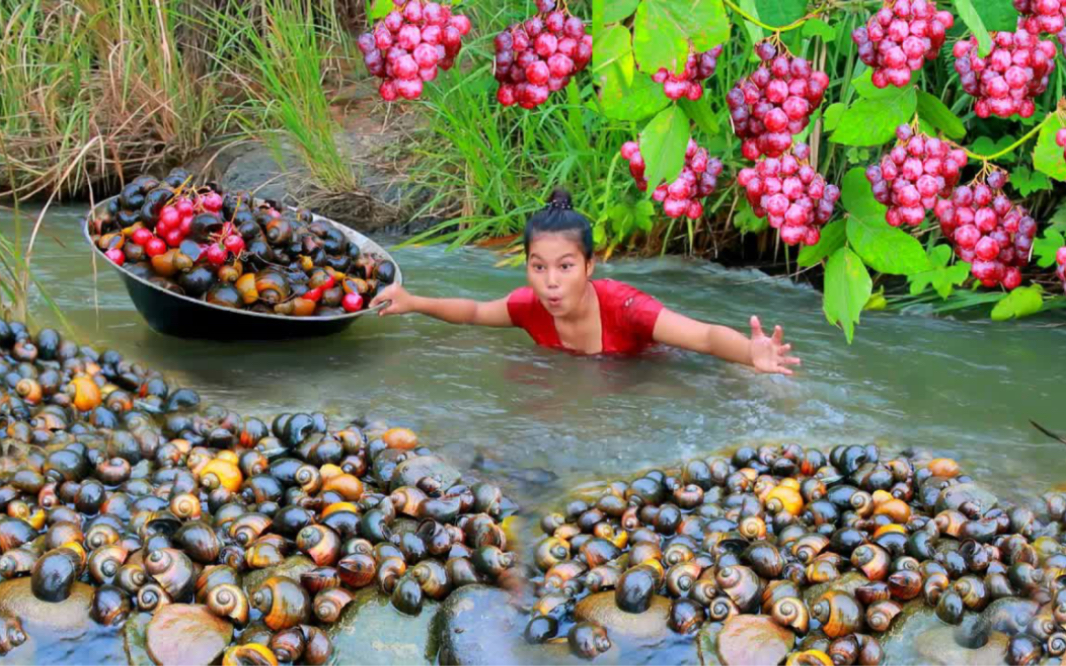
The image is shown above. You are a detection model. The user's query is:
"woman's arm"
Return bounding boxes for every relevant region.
[652,309,801,375]
[369,284,514,327]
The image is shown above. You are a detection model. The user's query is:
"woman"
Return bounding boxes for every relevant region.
[370,190,800,375]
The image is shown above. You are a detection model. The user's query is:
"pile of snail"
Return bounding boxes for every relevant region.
[87,169,397,316]
[0,320,517,664]
[527,443,1066,664]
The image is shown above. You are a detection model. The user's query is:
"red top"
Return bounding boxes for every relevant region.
[506,279,665,355]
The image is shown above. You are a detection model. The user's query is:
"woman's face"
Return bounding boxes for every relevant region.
[526,233,594,317]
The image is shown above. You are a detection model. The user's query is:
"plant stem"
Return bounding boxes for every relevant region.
[960,112,1055,162]
[722,0,817,33]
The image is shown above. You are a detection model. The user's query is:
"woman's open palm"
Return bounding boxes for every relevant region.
[749,315,801,375]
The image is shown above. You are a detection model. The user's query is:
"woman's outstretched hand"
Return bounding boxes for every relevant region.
[749,315,801,376]
[369,283,413,316]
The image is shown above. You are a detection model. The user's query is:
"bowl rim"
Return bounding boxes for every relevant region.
[82,195,403,323]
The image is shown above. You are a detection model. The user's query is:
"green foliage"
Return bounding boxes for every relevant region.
[841,168,930,275]
[639,107,690,194]
[991,285,1045,321]
[831,84,917,146]
[798,219,845,267]
[908,245,971,300]
[823,247,872,344]
[916,92,966,139]
[1034,230,1065,268]
[593,25,670,121]
[1033,114,1066,182]
[633,0,730,75]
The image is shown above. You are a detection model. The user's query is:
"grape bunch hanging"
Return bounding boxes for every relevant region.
[737,143,840,247]
[934,170,1035,289]
[1014,0,1066,47]
[358,0,471,101]
[953,29,1056,119]
[620,140,724,220]
[852,0,954,88]
[726,42,830,160]
[652,47,724,101]
[865,124,968,227]
[493,0,591,109]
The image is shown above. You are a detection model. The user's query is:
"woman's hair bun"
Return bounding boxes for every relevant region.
[548,188,573,210]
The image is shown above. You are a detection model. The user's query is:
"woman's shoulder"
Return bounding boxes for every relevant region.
[593,279,654,303]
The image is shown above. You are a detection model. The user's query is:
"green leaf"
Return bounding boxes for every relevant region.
[1009,165,1052,196]
[369,0,393,19]
[977,0,1024,31]
[841,168,931,275]
[916,91,966,139]
[1033,114,1066,182]
[798,219,845,267]
[831,87,917,146]
[971,134,1018,161]
[640,106,690,193]
[823,247,872,343]
[594,25,671,121]
[1048,201,1066,232]
[737,0,765,45]
[851,69,903,100]
[865,286,888,311]
[991,284,1045,321]
[953,0,992,56]
[823,103,845,133]
[733,198,766,234]
[608,199,656,238]
[1033,229,1065,268]
[754,0,806,27]
[802,18,836,42]
[908,244,971,299]
[679,98,720,136]
[633,0,730,74]
[603,0,641,23]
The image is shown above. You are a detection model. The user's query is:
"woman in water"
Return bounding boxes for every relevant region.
[370,190,800,375]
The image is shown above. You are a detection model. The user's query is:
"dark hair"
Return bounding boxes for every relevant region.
[523,189,593,261]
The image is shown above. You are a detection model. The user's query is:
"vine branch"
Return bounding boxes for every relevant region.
[959,113,1056,162]
[721,0,819,33]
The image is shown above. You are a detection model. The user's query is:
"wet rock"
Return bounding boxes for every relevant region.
[326,587,438,665]
[881,601,940,664]
[974,597,1039,638]
[915,627,1010,666]
[802,572,869,606]
[122,612,154,666]
[573,592,671,642]
[146,604,233,666]
[0,578,124,664]
[936,484,999,514]
[435,585,521,665]
[696,623,723,666]
[242,555,316,597]
[390,456,462,493]
[712,615,794,666]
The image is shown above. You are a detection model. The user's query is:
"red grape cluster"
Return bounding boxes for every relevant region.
[620,139,724,219]
[736,142,840,246]
[934,170,1035,289]
[726,43,830,160]
[865,124,968,227]
[651,46,724,101]
[493,6,590,108]
[358,0,471,102]
[952,30,1056,119]
[1056,127,1066,161]
[852,0,954,88]
[1014,0,1066,47]
[1056,246,1066,293]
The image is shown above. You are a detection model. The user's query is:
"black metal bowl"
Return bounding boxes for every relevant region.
[83,197,402,340]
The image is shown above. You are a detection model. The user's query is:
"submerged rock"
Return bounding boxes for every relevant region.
[435,585,521,665]
[326,587,439,665]
[145,604,233,666]
[242,555,316,597]
[391,456,462,493]
[573,592,671,642]
[915,626,1010,666]
[801,572,869,607]
[122,612,154,666]
[713,615,794,666]
[0,578,123,664]
[936,484,999,514]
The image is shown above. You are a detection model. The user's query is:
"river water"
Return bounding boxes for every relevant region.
[7,204,1064,510]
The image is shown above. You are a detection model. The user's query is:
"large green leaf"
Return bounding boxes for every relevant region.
[974,0,1022,31]
[1033,229,1065,268]
[831,87,917,146]
[841,168,931,275]
[603,0,641,23]
[916,91,966,139]
[1009,166,1051,196]
[633,0,730,74]
[823,247,872,343]
[594,25,671,121]
[953,0,992,56]
[991,284,1044,321]
[640,106,690,192]
[798,219,845,267]
[754,0,807,27]
[1033,114,1066,182]
[822,103,845,132]
[851,69,903,100]
[908,244,971,299]
[680,98,719,136]
[369,0,393,19]
[802,17,836,42]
